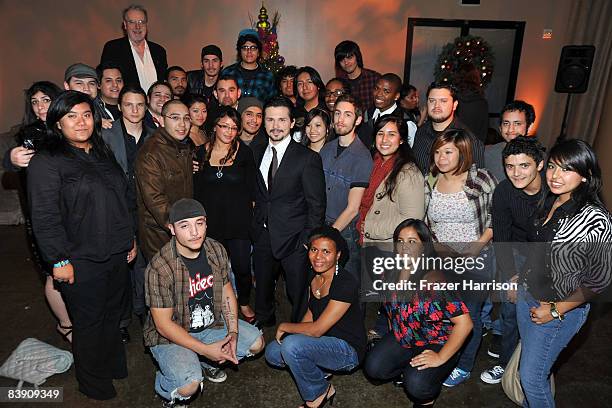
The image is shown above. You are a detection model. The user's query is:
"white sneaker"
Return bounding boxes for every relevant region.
[480,365,505,384]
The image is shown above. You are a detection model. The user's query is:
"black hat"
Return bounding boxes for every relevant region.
[169,199,206,224]
[201,44,223,61]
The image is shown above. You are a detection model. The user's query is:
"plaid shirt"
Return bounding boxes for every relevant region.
[425,164,497,237]
[143,237,229,347]
[338,68,381,112]
[221,63,275,103]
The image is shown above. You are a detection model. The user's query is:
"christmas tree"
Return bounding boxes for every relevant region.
[251,4,285,74]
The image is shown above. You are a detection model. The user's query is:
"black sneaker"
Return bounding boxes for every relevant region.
[487,334,501,358]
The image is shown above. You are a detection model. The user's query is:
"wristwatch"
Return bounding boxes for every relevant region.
[549,302,565,321]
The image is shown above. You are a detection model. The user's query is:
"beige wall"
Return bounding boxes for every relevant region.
[593,72,612,206]
[0,0,574,146]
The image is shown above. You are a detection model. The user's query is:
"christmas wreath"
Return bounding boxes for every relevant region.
[434,35,495,88]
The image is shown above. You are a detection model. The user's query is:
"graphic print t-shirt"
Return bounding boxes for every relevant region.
[181,249,215,332]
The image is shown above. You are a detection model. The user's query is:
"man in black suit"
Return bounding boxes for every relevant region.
[251,96,326,325]
[100,5,167,93]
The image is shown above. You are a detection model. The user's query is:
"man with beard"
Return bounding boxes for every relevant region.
[237,97,266,149]
[166,66,188,98]
[412,82,484,174]
[96,61,124,120]
[484,100,536,182]
[187,44,223,108]
[204,74,242,134]
[222,30,275,103]
[251,96,325,326]
[102,85,155,341]
[143,81,171,129]
[135,100,193,261]
[100,4,167,92]
[320,94,372,277]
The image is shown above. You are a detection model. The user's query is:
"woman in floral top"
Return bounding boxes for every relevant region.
[364,219,473,408]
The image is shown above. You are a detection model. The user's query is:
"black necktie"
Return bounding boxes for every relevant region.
[267,146,278,190]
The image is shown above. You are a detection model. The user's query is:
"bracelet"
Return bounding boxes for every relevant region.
[53,260,70,268]
[228,331,238,336]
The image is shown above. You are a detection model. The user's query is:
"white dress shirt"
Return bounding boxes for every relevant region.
[259,135,292,190]
[130,40,157,93]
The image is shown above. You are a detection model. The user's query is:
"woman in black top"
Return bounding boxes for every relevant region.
[193,106,257,322]
[516,139,612,406]
[27,91,135,400]
[265,226,366,408]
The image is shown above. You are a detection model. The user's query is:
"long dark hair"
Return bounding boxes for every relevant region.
[301,108,332,147]
[23,81,62,125]
[374,115,418,201]
[294,66,325,108]
[206,106,241,164]
[537,138,605,220]
[42,90,111,159]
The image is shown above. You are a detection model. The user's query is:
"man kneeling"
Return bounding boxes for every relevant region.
[144,199,264,406]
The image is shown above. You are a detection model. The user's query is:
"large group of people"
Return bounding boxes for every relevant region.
[3,4,611,408]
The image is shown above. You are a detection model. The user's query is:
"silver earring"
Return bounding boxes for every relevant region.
[582,178,587,182]
[335,263,339,275]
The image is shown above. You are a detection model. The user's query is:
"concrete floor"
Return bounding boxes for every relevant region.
[1,224,612,407]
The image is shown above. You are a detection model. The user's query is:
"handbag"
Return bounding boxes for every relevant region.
[502,341,556,405]
[0,338,73,388]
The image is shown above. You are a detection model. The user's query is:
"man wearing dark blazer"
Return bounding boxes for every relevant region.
[100,5,167,93]
[251,96,326,325]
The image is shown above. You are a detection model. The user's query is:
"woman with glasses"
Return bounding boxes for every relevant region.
[193,106,257,323]
[302,108,332,153]
[324,78,351,114]
[365,219,473,408]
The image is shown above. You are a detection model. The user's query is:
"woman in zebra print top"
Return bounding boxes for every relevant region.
[517,138,611,407]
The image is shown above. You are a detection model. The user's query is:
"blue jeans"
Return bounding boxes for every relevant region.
[516,287,589,407]
[150,319,262,402]
[265,334,359,401]
[455,245,495,372]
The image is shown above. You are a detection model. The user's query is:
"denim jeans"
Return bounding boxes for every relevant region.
[455,245,495,372]
[265,334,359,402]
[150,319,262,402]
[516,286,590,407]
[365,332,458,403]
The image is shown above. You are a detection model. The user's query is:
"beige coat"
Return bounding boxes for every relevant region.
[363,163,425,243]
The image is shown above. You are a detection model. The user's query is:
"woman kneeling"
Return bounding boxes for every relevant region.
[265,225,366,407]
[364,219,473,407]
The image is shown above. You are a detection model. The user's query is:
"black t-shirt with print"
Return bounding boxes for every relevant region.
[181,249,215,333]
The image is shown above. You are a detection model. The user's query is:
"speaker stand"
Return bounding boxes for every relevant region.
[558,93,572,141]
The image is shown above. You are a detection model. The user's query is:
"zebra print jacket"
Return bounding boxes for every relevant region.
[525,202,612,301]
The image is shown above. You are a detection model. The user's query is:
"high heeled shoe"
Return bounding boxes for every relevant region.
[305,384,335,408]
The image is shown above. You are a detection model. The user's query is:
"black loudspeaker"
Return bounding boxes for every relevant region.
[554,45,595,93]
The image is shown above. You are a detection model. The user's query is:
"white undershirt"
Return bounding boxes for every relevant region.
[259,135,291,189]
[129,40,157,93]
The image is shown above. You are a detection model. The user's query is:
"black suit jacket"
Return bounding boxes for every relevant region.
[100,37,168,89]
[251,139,326,259]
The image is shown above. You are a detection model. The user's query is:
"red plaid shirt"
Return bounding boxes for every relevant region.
[338,68,381,112]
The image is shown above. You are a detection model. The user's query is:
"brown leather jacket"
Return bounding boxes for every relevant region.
[135,128,193,260]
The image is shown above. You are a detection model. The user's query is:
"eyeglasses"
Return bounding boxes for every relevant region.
[240,45,259,52]
[217,123,239,133]
[125,19,147,26]
[165,115,192,124]
[325,90,344,98]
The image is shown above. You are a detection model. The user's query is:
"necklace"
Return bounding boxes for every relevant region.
[313,275,326,298]
[216,165,223,178]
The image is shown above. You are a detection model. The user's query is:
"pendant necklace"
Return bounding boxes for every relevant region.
[314,276,326,298]
[216,165,223,179]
